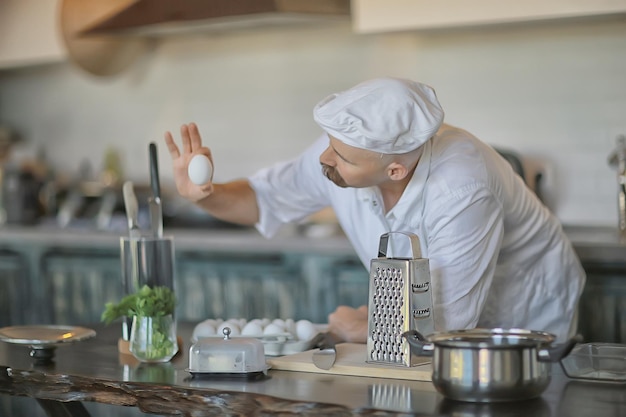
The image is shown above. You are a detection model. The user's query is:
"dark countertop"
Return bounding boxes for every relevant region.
[1,322,625,416]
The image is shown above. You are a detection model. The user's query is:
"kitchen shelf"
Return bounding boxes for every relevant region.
[352,0,626,33]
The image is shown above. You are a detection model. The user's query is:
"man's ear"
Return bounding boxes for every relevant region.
[386,162,409,181]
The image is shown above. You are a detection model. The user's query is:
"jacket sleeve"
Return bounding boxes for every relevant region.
[424,184,504,331]
[248,134,331,238]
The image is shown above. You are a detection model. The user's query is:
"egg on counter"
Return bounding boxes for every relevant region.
[284,318,296,335]
[295,319,317,341]
[248,318,264,327]
[227,318,247,329]
[241,321,264,336]
[193,317,323,342]
[205,318,224,329]
[271,318,285,328]
[263,323,285,336]
[192,320,216,340]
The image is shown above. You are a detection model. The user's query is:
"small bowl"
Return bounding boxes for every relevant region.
[560,343,626,382]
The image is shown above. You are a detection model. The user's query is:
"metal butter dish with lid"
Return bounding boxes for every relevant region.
[188,327,269,379]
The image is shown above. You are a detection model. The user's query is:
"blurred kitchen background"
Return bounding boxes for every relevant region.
[0,1,625,342]
[4,6,626,417]
[0,0,624,228]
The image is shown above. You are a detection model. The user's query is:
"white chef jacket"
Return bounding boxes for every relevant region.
[248,124,586,341]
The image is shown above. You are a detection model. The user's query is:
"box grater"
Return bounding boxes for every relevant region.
[367,232,435,367]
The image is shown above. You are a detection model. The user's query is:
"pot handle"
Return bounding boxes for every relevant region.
[537,334,583,363]
[401,330,435,357]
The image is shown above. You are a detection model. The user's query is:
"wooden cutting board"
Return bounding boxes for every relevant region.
[267,343,432,381]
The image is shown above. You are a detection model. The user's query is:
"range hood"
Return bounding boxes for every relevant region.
[78,0,351,36]
[60,0,350,76]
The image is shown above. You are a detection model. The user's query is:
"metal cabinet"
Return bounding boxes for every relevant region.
[16,235,626,344]
[176,252,368,323]
[578,261,626,343]
[0,249,30,326]
[0,241,369,327]
[301,254,369,323]
[40,248,124,325]
[176,251,307,322]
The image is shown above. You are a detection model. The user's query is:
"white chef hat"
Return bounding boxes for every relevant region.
[313,77,444,154]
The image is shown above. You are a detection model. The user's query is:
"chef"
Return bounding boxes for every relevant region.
[165,77,586,342]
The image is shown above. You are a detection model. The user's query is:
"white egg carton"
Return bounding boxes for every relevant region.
[191,318,328,356]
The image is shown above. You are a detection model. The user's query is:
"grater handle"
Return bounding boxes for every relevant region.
[377,232,422,259]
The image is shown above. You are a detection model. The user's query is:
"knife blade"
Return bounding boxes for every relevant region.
[312,332,337,370]
[148,142,163,238]
[121,181,140,341]
[122,181,141,239]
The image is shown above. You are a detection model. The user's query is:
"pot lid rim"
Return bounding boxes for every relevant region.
[426,327,557,347]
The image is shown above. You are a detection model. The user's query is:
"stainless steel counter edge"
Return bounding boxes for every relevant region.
[1,224,624,262]
[562,225,626,263]
[0,226,358,255]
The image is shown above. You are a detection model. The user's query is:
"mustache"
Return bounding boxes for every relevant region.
[321,163,348,188]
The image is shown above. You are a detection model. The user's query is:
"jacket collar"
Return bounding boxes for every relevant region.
[356,138,433,221]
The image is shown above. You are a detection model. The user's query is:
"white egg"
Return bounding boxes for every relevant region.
[248,318,264,326]
[296,319,317,341]
[217,321,240,336]
[284,318,296,334]
[192,321,216,341]
[200,318,217,327]
[263,323,284,335]
[260,318,271,327]
[241,322,264,336]
[272,318,285,328]
[187,154,213,185]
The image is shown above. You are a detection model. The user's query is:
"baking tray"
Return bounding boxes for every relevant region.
[560,343,626,383]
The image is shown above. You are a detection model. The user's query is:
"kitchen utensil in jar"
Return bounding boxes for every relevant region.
[120,236,175,295]
[120,236,176,342]
[121,180,140,340]
[148,142,163,238]
[122,181,141,239]
[403,328,581,403]
[367,232,435,367]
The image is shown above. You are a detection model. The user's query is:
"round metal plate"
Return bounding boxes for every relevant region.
[0,325,96,347]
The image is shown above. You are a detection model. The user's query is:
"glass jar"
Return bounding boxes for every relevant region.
[129,315,178,363]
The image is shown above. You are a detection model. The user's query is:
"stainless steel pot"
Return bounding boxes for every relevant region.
[403,329,580,403]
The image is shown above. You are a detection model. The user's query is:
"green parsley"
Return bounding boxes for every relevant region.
[101,285,176,325]
[102,285,178,361]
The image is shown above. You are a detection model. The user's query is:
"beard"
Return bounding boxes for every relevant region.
[321,163,349,188]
